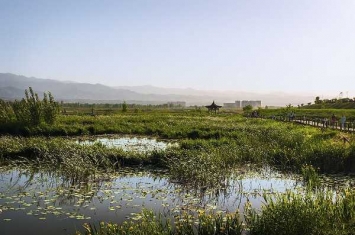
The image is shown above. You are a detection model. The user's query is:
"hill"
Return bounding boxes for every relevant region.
[0,73,315,106]
[0,73,190,104]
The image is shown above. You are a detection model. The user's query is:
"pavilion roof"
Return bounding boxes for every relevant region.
[205,101,222,108]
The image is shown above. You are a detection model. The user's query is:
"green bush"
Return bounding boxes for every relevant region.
[1,87,60,128]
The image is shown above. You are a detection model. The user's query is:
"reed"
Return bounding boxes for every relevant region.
[1,111,355,184]
[77,209,243,235]
[247,188,355,235]
[301,164,321,189]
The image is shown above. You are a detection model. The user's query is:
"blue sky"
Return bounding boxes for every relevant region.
[1,0,355,95]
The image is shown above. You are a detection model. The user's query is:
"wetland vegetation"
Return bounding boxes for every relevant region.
[1,91,355,234]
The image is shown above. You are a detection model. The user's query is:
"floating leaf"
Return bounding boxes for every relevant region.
[132,215,142,221]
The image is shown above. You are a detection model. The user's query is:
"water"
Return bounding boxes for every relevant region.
[76,136,177,152]
[0,165,303,235]
[2,167,353,235]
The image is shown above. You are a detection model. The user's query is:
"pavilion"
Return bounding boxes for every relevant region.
[205,101,222,113]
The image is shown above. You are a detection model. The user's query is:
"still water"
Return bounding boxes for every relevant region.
[76,136,178,152]
[0,165,303,235]
[2,136,353,234]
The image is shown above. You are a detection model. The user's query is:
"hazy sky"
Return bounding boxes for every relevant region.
[1,0,355,95]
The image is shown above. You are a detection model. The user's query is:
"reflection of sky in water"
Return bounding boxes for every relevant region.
[76,137,177,152]
[1,167,350,235]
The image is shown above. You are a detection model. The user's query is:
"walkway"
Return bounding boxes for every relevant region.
[271,116,355,132]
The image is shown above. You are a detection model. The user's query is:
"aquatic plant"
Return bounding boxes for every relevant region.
[247,188,355,235]
[0,136,154,178]
[77,209,243,235]
[301,164,321,189]
[1,110,355,184]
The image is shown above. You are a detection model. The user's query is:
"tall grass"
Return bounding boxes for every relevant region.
[77,209,243,235]
[262,108,355,121]
[2,111,355,234]
[77,187,355,235]
[247,188,355,235]
[0,136,166,179]
[1,112,355,183]
[301,164,321,189]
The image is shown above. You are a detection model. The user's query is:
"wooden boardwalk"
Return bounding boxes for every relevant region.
[269,116,355,132]
[292,118,355,132]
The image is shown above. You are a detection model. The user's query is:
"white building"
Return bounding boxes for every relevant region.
[241,100,262,108]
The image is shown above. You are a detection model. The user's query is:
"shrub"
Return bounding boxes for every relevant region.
[1,87,60,127]
[42,91,59,124]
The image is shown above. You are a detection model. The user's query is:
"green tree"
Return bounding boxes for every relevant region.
[315,96,321,104]
[257,107,264,116]
[25,87,42,125]
[122,101,128,112]
[0,100,14,123]
[42,92,59,124]
[243,105,253,113]
[286,103,293,109]
[12,87,60,126]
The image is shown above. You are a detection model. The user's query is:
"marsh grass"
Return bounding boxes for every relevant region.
[78,187,355,235]
[247,188,355,235]
[0,136,166,179]
[1,112,355,186]
[262,108,355,122]
[301,164,321,189]
[77,209,243,235]
[3,111,355,235]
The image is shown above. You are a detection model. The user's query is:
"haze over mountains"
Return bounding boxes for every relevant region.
[0,73,314,106]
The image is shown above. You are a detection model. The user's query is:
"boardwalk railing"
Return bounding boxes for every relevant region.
[251,114,355,132]
[292,118,355,132]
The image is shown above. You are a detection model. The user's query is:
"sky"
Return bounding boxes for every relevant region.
[1,0,355,96]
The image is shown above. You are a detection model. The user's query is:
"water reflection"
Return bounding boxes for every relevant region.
[1,165,343,235]
[76,136,178,153]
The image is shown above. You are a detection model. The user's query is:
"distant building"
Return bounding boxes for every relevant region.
[224,101,242,108]
[241,100,262,108]
[235,100,241,108]
[167,101,186,107]
[223,100,261,109]
[223,102,237,108]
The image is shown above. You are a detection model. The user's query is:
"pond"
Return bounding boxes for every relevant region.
[0,165,352,235]
[76,136,178,152]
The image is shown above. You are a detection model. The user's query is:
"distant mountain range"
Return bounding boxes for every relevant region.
[0,73,314,106]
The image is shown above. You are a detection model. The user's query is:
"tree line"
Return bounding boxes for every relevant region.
[314,96,355,104]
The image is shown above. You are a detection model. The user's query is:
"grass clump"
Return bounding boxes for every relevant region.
[301,164,321,189]
[78,187,355,235]
[77,209,243,235]
[247,188,355,235]
[0,136,162,178]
